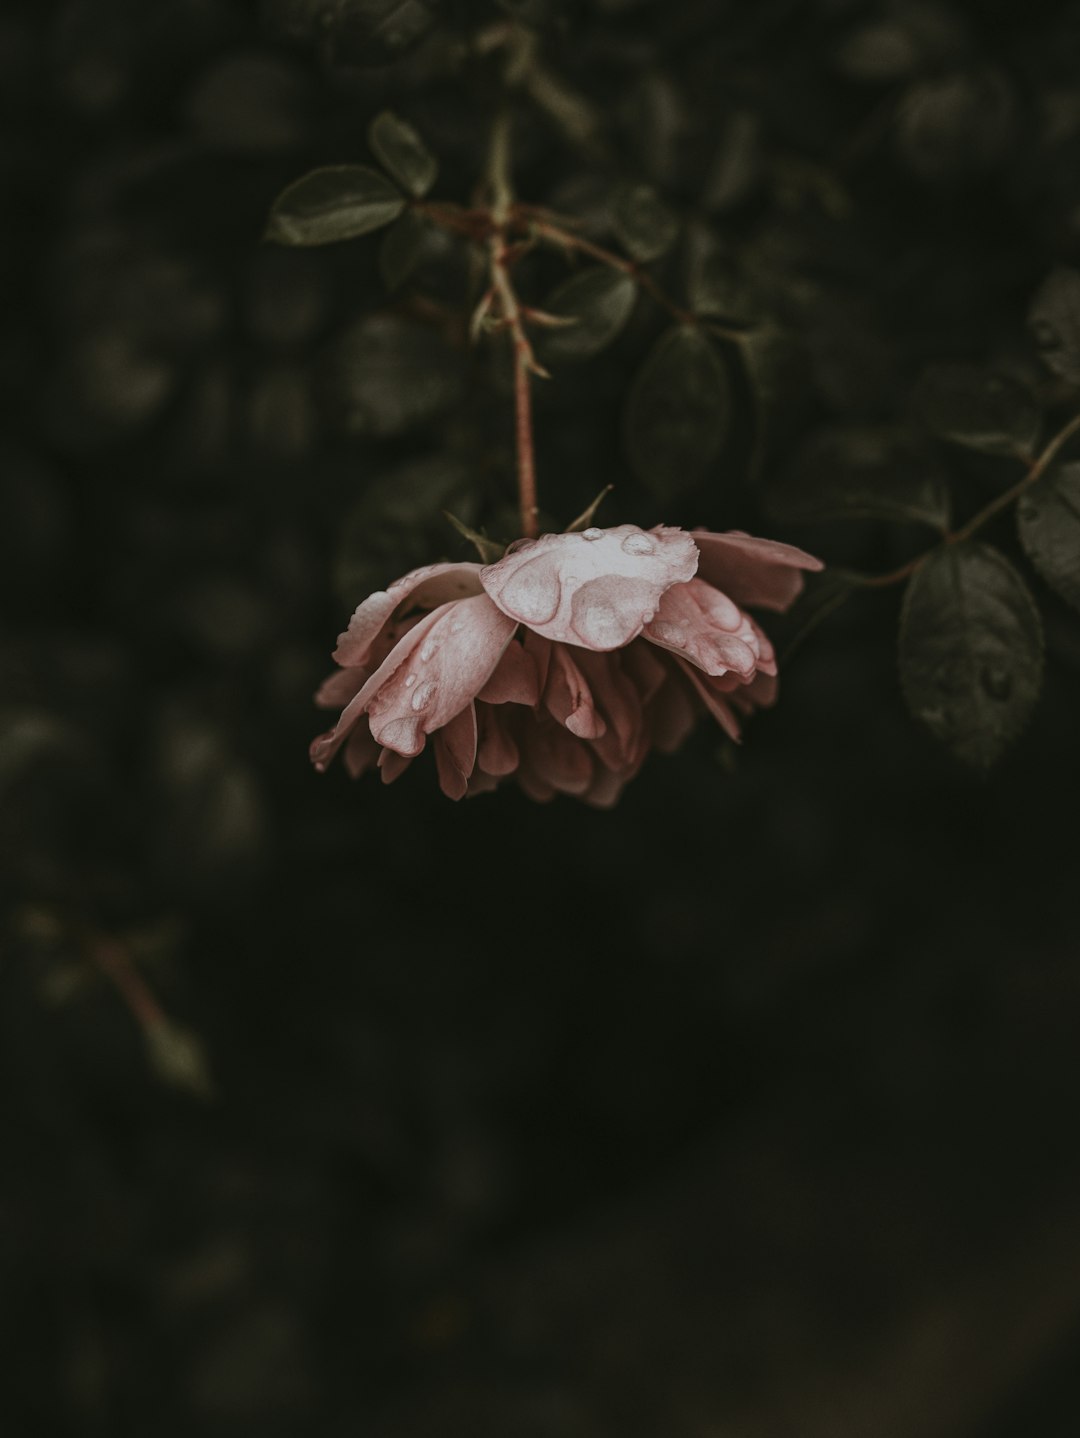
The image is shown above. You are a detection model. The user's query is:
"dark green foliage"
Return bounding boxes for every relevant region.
[265,165,405,246]
[623,326,729,498]
[1018,461,1080,613]
[326,314,463,437]
[899,543,1043,768]
[768,427,951,530]
[368,111,438,198]
[378,209,431,291]
[1028,268,1080,387]
[611,183,679,263]
[912,364,1041,459]
[535,269,638,365]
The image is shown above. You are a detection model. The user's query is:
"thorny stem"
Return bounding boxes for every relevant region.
[485,111,542,539]
[857,410,1080,590]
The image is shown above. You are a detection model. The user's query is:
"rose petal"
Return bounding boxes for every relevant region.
[367,595,517,756]
[476,637,539,705]
[333,561,484,667]
[344,726,380,779]
[643,579,761,679]
[378,748,413,784]
[543,646,606,739]
[520,717,594,795]
[575,650,645,771]
[434,702,478,800]
[480,524,698,651]
[691,530,823,612]
[647,672,699,754]
[674,656,742,741]
[311,603,452,769]
[476,703,520,776]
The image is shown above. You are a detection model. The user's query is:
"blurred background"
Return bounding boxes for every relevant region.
[3,0,1080,1433]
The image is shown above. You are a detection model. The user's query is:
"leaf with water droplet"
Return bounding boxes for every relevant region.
[899,541,1043,767]
[265,165,405,246]
[368,110,438,198]
[623,325,730,499]
[1017,459,1080,613]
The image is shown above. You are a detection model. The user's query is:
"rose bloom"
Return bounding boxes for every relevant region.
[310,524,822,807]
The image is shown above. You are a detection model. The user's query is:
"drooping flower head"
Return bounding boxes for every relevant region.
[310,524,822,806]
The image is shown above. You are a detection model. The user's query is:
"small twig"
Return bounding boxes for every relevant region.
[857,411,1080,590]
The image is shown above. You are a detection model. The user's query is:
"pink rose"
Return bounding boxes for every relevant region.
[310,524,822,806]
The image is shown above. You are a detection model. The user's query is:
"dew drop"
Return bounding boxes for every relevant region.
[420,638,439,662]
[411,679,437,712]
[581,527,604,541]
[621,533,655,556]
[404,673,417,688]
[497,557,562,624]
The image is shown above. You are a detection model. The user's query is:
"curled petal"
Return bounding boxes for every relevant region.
[480,524,698,651]
[543,646,606,739]
[644,579,762,679]
[366,595,517,756]
[691,530,823,613]
[434,703,478,801]
[333,561,484,667]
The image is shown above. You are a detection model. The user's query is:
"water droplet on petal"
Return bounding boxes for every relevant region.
[643,610,654,623]
[420,638,439,662]
[497,557,562,624]
[621,533,654,556]
[581,527,604,541]
[411,679,437,712]
[404,674,417,688]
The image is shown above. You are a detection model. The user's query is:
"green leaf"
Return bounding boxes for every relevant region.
[378,209,430,291]
[611,183,679,262]
[265,165,405,246]
[623,325,730,498]
[912,362,1040,458]
[535,269,637,365]
[767,427,951,529]
[1017,460,1080,612]
[899,541,1043,767]
[368,110,438,198]
[1028,267,1080,386]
